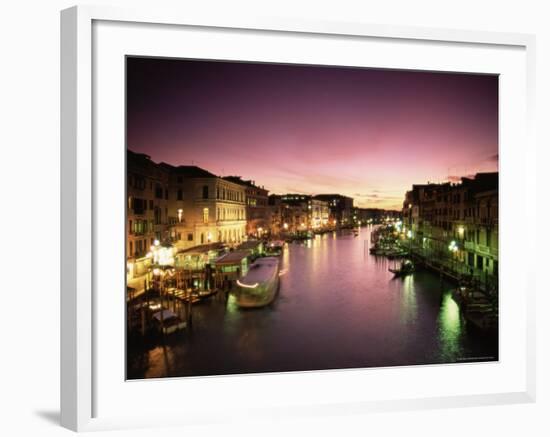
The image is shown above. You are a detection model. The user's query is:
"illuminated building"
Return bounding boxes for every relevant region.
[126,150,170,280]
[223,176,269,238]
[162,163,247,250]
[403,172,498,288]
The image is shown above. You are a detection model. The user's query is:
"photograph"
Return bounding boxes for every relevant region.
[125,57,499,379]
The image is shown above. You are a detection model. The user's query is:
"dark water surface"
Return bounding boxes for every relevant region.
[127,226,498,379]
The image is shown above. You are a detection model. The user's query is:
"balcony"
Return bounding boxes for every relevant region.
[216,219,246,226]
[168,217,186,226]
[477,244,490,255]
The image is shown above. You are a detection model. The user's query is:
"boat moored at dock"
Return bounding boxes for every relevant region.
[152,309,187,334]
[452,285,498,333]
[234,257,280,308]
[389,259,415,277]
[265,240,285,256]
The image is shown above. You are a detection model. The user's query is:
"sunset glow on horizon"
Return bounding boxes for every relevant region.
[127,57,498,210]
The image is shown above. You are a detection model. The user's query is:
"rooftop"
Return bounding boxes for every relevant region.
[177,242,225,255]
[214,250,249,265]
[160,163,218,178]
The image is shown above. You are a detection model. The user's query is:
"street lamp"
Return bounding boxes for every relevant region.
[448,240,459,275]
[146,241,176,333]
[448,240,458,252]
[407,229,413,254]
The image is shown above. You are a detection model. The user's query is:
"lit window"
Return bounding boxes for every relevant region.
[203,208,209,223]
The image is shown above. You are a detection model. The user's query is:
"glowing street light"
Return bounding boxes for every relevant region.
[448,240,459,252]
[148,241,175,267]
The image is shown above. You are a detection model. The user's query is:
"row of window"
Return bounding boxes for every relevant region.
[464,229,497,248]
[128,237,157,258]
[215,186,245,202]
[129,219,149,235]
[128,210,166,234]
[128,197,155,213]
[130,184,248,204]
[216,207,245,221]
[170,227,246,245]
[128,174,169,194]
[247,197,268,207]
[466,253,498,273]
[422,203,498,222]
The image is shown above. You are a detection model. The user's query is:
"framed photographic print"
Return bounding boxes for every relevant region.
[61,5,536,432]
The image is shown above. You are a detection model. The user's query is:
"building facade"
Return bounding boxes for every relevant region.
[354,208,401,224]
[313,194,354,226]
[127,151,171,279]
[127,150,249,284]
[223,176,270,238]
[163,165,248,250]
[267,194,330,235]
[402,172,498,289]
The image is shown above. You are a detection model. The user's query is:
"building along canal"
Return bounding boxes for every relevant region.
[127,225,498,379]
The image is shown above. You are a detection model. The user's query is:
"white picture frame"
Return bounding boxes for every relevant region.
[60,5,536,432]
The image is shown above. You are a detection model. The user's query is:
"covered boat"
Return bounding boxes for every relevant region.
[152,309,186,334]
[234,257,280,308]
[389,259,415,277]
[265,240,285,256]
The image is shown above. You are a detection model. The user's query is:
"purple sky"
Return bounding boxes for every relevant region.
[127,57,498,210]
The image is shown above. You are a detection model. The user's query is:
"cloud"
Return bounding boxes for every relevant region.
[354,193,379,198]
[354,192,403,201]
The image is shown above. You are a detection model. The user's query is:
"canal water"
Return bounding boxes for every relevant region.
[127,226,498,379]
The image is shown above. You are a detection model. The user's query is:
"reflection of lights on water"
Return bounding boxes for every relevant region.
[403,274,413,289]
[226,294,239,315]
[438,291,463,361]
[399,275,418,324]
[440,293,460,328]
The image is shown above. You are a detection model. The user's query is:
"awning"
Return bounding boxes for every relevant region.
[214,250,249,266]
